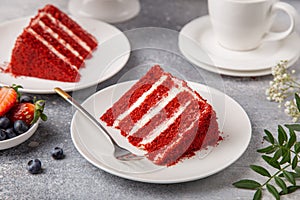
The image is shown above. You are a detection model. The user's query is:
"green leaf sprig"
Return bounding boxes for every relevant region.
[233,94,300,200]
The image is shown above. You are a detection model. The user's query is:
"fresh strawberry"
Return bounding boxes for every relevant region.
[8,100,47,125]
[0,84,22,117]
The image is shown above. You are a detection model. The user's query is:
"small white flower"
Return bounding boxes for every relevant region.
[285,108,290,114]
[266,61,300,122]
[293,117,298,123]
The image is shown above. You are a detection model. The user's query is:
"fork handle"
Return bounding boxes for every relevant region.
[54,87,118,147]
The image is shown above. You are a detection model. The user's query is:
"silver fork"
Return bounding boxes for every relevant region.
[54,87,144,161]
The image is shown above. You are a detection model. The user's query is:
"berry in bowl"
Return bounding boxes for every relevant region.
[0,85,47,150]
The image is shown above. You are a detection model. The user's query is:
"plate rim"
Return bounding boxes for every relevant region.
[0,16,130,94]
[70,80,252,184]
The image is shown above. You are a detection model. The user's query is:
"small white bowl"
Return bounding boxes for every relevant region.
[0,121,39,150]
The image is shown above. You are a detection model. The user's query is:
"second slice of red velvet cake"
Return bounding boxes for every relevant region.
[100,65,220,166]
[7,4,98,82]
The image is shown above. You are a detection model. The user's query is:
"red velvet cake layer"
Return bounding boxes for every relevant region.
[10,31,79,82]
[39,15,90,59]
[100,65,220,166]
[128,91,190,146]
[30,24,84,68]
[101,66,165,126]
[44,5,98,50]
[117,76,174,135]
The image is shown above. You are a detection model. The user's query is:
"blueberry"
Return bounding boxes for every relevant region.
[0,129,6,141]
[20,95,34,103]
[5,128,17,139]
[13,120,29,134]
[27,159,42,174]
[0,116,10,129]
[51,147,65,160]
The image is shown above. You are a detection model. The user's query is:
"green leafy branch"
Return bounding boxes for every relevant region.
[233,94,300,200]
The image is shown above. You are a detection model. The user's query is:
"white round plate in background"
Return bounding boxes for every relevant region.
[0,17,130,94]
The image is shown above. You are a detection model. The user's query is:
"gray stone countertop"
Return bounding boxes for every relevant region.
[1,0,300,199]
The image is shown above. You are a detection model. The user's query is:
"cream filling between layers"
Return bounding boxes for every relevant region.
[134,77,202,149]
[41,12,92,53]
[127,78,196,137]
[152,113,200,162]
[127,86,184,136]
[112,75,169,127]
[139,100,191,146]
[26,28,78,72]
[140,78,199,146]
[37,20,84,61]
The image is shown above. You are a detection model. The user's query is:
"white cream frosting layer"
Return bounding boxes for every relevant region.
[110,72,204,159]
[26,28,78,71]
[130,77,200,145]
[153,113,200,162]
[139,100,192,146]
[110,73,203,147]
[40,12,92,53]
[127,86,185,136]
[37,20,84,61]
[127,78,197,138]
[26,11,96,71]
[112,75,169,127]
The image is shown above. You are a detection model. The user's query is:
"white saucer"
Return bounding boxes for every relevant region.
[179,15,300,72]
[181,43,299,77]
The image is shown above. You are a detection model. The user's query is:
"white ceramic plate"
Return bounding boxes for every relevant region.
[70,80,252,183]
[0,17,130,94]
[0,120,39,150]
[179,15,300,72]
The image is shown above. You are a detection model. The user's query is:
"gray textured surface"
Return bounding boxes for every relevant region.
[1,0,300,199]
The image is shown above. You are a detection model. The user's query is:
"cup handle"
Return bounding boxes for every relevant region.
[262,2,298,42]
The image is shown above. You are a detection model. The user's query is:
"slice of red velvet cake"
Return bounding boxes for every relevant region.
[6,4,98,82]
[100,65,220,166]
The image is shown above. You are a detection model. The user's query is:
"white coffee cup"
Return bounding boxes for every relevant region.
[208,0,298,51]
